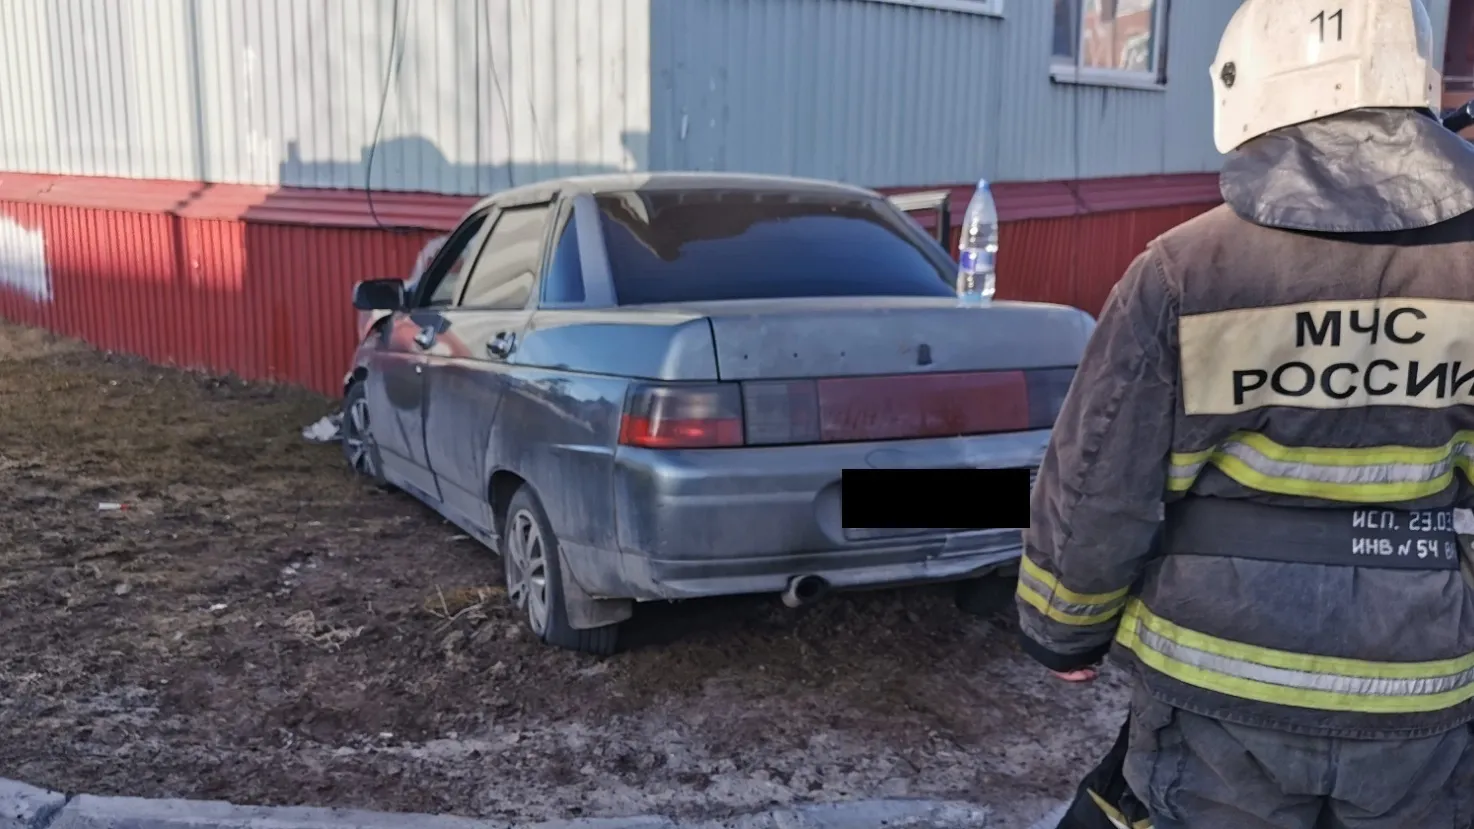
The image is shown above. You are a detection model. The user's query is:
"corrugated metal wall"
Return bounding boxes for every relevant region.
[1432,0,1454,75]
[649,0,1453,186]
[994,203,1216,314]
[0,0,1456,194]
[648,0,1240,186]
[0,190,1213,396]
[0,0,651,194]
[0,198,441,395]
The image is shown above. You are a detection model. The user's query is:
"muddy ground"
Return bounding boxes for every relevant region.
[0,323,1128,827]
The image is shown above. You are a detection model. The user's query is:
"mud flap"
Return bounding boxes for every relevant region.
[560,561,633,630]
[1055,717,1153,829]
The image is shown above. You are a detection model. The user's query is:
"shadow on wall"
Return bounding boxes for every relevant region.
[0,130,649,398]
[218,131,653,394]
[278,133,652,196]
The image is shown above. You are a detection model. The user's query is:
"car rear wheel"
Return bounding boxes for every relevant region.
[502,486,619,656]
[341,381,386,486]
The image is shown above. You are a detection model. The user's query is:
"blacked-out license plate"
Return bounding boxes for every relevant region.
[840,467,1032,531]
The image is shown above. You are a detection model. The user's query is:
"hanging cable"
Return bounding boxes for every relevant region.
[486,0,519,187]
[520,0,551,166]
[364,0,415,233]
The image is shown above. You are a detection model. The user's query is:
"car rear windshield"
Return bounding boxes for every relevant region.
[595,190,955,305]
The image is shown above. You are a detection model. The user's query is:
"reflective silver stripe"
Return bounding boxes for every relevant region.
[1169,458,1207,481]
[1016,567,1126,622]
[1135,623,1474,698]
[1216,440,1462,486]
[1171,436,1474,490]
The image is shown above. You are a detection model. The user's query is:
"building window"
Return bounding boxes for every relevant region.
[1052,0,1168,89]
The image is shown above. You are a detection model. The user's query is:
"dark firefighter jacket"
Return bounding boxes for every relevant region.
[1016,108,1474,740]
[1056,717,1151,829]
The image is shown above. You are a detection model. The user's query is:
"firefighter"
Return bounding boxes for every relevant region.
[1017,1,1474,826]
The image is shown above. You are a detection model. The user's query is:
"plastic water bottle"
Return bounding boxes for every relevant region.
[956,179,998,307]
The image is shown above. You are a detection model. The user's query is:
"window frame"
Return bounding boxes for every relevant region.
[854,0,1002,17]
[1050,0,1169,91]
[453,200,557,312]
[565,192,619,310]
[537,200,592,310]
[411,209,494,310]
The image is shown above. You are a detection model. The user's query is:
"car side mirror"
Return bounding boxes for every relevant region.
[352,279,406,311]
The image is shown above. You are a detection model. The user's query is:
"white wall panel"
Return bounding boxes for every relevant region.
[0,0,652,194]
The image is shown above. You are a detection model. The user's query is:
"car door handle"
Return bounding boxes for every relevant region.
[413,325,436,350]
[487,331,517,358]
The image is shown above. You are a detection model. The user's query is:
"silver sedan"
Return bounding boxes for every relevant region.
[342,173,1093,654]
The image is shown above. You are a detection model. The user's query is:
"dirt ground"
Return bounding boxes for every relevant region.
[0,322,1129,827]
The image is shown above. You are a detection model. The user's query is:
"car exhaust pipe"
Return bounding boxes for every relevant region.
[781,575,830,609]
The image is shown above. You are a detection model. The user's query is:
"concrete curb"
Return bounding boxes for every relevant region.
[1,779,66,829]
[0,779,1072,829]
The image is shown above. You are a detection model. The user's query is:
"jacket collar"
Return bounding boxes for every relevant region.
[1220,108,1474,233]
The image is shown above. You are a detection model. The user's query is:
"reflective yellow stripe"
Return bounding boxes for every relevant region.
[1016,556,1129,626]
[1167,431,1474,502]
[1086,791,1151,829]
[1168,447,1214,491]
[1116,600,1474,714]
[1017,581,1122,626]
[1019,556,1129,606]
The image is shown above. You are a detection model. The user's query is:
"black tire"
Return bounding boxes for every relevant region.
[341,381,388,487]
[955,565,1020,621]
[502,486,619,656]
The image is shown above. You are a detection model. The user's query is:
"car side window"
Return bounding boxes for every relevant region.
[541,217,585,305]
[458,204,553,310]
[417,214,489,309]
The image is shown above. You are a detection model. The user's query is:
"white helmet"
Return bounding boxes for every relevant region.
[1211,0,1441,154]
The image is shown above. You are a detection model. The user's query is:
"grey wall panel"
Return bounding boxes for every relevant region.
[649,0,1009,185]
[1,0,1448,193]
[647,0,1243,185]
[0,0,652,194]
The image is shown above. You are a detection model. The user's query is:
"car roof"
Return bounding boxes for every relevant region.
[467,172,881,212]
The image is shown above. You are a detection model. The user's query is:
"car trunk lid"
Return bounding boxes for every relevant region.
[695,297,1094,380]
[668,297,1094,445]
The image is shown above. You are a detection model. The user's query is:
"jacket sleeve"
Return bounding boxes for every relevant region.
[1016,246,1178,672]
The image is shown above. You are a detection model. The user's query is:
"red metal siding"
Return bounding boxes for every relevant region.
[0,174,1221,397]
[0,200,438,395]
[994,203,1217,312]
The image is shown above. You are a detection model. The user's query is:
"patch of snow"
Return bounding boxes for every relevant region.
[0,214,51,303]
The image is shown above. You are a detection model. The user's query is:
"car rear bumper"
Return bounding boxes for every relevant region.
[567,430,1049,601]
[564,532,1026,601]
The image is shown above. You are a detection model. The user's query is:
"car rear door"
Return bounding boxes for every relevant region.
[364,210,491,500]
[419,199,556,533]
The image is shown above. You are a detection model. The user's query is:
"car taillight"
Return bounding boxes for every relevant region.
[1024,367,1076,430]
[742,367,1078,445]
[618,383,745,449]
[742,380,821,445]
[621,369,1077,449]
[815,371,1031,442]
